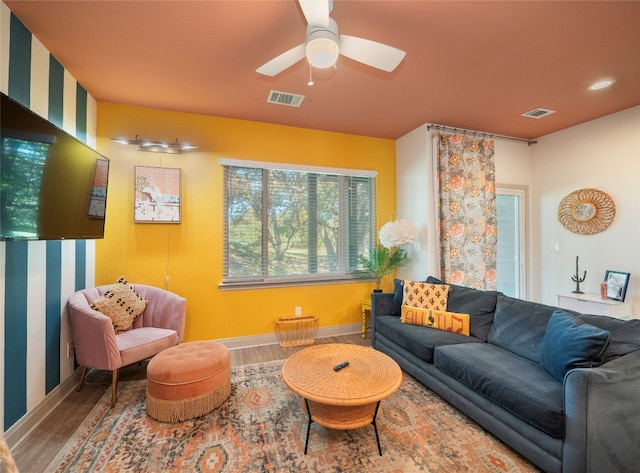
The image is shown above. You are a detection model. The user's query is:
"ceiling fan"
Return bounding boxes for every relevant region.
[256,0,406,76]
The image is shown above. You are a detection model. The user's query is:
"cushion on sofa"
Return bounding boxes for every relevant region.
[375,315,481,363]
[487,294,556,363]
[540,310,611,382]
[426,276,499,341]
[434,343,565,438]
[403,280,449,310]
[575,313,640,363]
[401,305,470,336]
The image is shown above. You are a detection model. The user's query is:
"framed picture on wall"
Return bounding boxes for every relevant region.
[134,166,181,223]
[604,270,630,302]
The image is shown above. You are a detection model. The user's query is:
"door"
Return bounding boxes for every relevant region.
[496,187,527,298]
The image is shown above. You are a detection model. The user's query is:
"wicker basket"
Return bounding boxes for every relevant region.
[276,315,318,347]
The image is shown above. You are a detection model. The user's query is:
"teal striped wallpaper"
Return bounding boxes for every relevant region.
[1,4,97,432]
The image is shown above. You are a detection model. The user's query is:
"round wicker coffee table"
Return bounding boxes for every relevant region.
[281,343,402,455]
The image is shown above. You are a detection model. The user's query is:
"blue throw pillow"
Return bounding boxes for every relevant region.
[540,309,611,382]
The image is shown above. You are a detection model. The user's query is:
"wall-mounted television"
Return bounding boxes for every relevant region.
[1,92,109,241]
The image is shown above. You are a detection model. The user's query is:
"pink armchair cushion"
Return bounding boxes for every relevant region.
[129,285,187,342]
[117,327,179,366]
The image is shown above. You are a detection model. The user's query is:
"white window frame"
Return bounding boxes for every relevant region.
[219,158,377,290]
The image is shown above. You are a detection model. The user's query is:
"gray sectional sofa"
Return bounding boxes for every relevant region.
[371,276,640,473]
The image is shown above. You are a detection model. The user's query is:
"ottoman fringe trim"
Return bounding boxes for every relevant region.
[146,379,231,422]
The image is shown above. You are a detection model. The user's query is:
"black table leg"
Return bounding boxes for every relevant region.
[301,399,384,456]
[304,398,312,455]
[372,401,382,455]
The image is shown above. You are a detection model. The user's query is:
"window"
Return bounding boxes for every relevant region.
[496,187,527,298]
[221,159,376,286]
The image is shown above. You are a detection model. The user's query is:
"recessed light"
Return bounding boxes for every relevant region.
[588,79,615,91]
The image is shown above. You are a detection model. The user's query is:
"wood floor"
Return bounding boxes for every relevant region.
[12,333,370,473]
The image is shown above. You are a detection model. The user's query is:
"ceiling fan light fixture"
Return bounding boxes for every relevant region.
[306,37,339,68]
[305,19,339,69]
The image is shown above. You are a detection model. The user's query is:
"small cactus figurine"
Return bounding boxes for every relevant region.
[572,256,586,294]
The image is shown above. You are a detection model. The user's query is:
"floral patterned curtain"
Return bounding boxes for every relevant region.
[433,131,497,290]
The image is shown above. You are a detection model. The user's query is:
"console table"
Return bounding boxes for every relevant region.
[557,293,633,320]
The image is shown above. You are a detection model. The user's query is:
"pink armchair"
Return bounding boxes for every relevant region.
[68,284,186,407]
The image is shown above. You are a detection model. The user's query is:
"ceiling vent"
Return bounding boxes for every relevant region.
[521,108,556,119]
[267,90,305,108]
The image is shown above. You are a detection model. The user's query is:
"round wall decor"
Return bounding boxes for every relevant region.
[558,188,615,235]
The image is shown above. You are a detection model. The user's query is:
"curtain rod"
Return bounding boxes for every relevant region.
[426,123,537,146]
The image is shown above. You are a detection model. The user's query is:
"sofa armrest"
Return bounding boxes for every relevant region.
[563,349,640,473]
[370,292,394,348]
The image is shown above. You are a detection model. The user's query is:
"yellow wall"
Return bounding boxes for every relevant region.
[95,102,397,341]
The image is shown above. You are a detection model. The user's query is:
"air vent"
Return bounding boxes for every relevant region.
[267,90,305,108]
[521,108,556,119]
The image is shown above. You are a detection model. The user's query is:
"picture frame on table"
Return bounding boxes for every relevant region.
[604,270,630,302]
[134,166,181,223]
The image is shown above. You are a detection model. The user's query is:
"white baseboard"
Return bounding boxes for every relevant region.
[5,368,81,449]
[218,322,363,350]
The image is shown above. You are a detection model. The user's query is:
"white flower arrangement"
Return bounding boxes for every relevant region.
[378,218,418,248]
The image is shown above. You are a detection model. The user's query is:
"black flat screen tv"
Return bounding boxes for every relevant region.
[1,92,109,241]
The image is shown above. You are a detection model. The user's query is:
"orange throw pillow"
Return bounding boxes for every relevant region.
[402,280,449,310]
[401,305,470,336]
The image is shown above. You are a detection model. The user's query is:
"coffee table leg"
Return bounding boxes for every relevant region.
[304,399,312,455]
[372,401,382,455]
[302,399,384,456]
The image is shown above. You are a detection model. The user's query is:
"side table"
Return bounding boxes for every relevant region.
[557,293,633,320]
[360,299,371,338]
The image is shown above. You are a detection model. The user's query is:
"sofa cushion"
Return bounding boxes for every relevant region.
[426,276,499,341]
[575,313,640,363]
[376,315,481,363]
[487,294,556,363]
[434,343,564,438]
[403,280,449,310]
[401,306,470,336]
[540,310,611,382]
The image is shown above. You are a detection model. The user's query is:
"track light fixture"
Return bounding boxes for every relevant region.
[111,135,198,154]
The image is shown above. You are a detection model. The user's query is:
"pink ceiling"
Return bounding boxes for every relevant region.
[5,0,640,140]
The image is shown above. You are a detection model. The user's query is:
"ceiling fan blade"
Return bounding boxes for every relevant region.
[299,0,329,27]
[256,43,306,76]
[339,35,406,72]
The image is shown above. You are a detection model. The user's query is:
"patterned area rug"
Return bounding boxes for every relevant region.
[45,360,540,472]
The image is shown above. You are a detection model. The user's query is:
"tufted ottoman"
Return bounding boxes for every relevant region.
[146,340,231,422]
